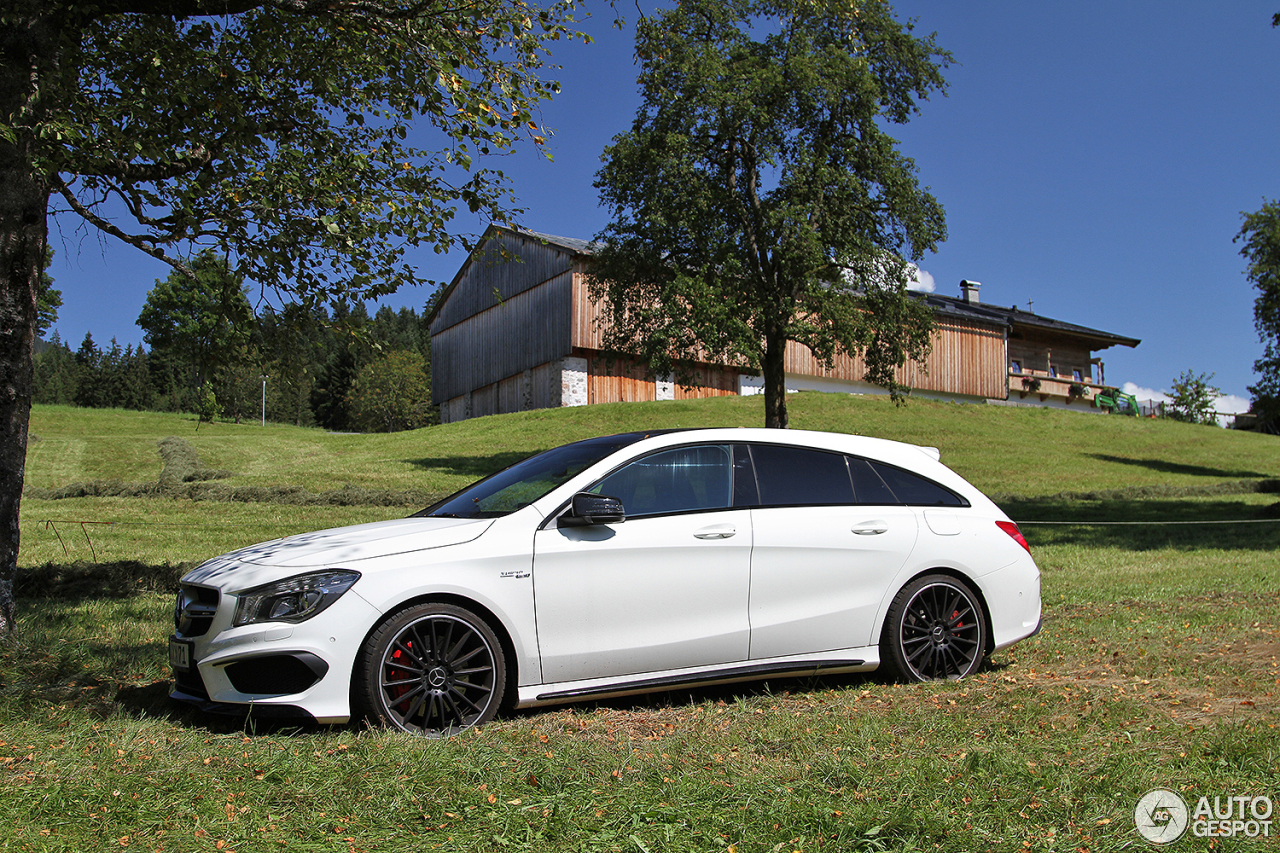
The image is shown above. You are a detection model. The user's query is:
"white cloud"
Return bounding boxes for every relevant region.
[1121,382,1169,403]
[1213,393,1251,415]
[1122,382,1252,427]
[907,264,935,293]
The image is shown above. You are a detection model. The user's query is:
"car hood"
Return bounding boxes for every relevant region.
[181,516,493,588]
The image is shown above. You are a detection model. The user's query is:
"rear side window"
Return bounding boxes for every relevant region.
[847,458,899,505]
[746,445,855,506]
[867,460,967,507]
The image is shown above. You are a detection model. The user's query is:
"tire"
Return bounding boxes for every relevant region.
[879,574,987,682]
[355,603,506,737]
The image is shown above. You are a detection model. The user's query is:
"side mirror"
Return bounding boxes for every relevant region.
[559,492,626,527]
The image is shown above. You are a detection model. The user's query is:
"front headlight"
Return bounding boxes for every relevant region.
[233,570,361,627]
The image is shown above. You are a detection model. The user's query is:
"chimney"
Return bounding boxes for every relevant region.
[960,280,981,304]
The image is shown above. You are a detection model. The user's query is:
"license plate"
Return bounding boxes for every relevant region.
[169,637,193,671]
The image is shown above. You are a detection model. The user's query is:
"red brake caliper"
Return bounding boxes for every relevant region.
[387,644,412,704]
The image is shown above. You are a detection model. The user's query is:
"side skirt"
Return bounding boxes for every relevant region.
[517,655,877,708]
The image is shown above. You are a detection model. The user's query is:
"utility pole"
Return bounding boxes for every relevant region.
[260,375,269,426]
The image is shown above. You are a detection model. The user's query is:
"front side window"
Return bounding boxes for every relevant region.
[418,433,652,518]
[590,445,733,517]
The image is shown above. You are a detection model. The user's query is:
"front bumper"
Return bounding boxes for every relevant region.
[169,578,382,724]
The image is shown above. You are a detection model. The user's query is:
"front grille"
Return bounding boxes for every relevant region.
[174,585,219,637]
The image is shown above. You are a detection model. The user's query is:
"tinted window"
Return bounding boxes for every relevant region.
[747,445,855,506]
[591,445,733,517]
[847,457,900,505]
[419,433,651,518]
[732,445,759,506]
[867,461,966,507]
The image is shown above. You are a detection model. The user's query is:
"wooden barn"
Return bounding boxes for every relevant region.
[427,226,1140,423]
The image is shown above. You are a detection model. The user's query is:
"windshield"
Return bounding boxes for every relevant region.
[414,433,658,519]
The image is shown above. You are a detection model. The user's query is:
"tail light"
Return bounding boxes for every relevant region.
[996,520,1031,554]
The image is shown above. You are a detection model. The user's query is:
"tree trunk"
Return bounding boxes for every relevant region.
[762,332,788,429]
[0,7,55,634]
[0,195,44,635]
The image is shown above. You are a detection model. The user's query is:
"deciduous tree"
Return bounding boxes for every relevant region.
[0,0,581,632]
[1237,200,1280,421]
[346,349,433,432]
[1166,369,1221,426]
[136,250,254,392]
[37,248,62,338]
[591,0,948,429]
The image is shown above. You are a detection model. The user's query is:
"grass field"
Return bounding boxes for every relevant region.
[3,397,1278,852]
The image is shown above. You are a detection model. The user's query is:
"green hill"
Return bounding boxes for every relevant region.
[25,392,1277,500]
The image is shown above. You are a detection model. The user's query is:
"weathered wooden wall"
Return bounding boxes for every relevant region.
[673,365,739,399]
[1008,333,1094,381]
[439,361,562,423]
[430,232,577,405]
[783,318,1008,399]
[572,270,609,351]
[585,356,655,405]
[432,232,576,331]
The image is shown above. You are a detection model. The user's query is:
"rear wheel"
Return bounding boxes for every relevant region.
[356,603,506,737]
[880,575,986,682]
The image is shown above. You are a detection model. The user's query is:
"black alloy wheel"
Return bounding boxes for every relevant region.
[357,603,506,737]
[880,575,987,682]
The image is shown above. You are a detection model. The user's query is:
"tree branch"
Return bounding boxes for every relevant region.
[75,147,213,182]
[91,0,446,21]
[55,179,196,278]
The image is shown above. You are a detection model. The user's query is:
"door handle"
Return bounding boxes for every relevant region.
[694,524,736,540]
[852,521,889,535]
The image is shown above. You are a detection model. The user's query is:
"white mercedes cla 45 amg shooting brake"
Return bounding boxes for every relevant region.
[171,428,1041,736]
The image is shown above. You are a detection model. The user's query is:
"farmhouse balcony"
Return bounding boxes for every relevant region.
[1007,370,1104,406]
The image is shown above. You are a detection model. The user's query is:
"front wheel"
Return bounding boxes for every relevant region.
[879,575,987,682]
[355,603,506,737]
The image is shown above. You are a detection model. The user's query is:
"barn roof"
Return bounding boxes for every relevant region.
[430,225,1140,351]
[925,293,1140,350]
[511,228,597,256]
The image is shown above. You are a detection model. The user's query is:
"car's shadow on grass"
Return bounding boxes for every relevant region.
[145,671,896,740]
[115,680,327,737]
[404,452,533,479]
[504,669,889,725]
[134,656,1019,740]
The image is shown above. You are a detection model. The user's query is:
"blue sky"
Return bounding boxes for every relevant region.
[47,1,1280,411]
